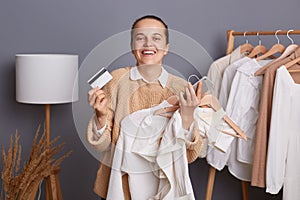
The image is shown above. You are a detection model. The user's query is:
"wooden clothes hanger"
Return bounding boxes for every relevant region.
[247,32,268,58]
[155,81,203,117]
[199,94,247,141]
[275,30,299,62]
[240,32,253,54]
[285,56,300,71]
[256,30,285,61]
[254,30,298,76]
[154,95,179,118]
[154,80,248,141]
[248,45,267,58]
[154,82,202,118]
[276,44,298,61]
[240,43,253,54]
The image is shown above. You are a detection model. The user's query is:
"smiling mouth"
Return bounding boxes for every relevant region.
[142,50,156,55]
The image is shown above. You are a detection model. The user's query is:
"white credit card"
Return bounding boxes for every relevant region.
[87,67,112,89]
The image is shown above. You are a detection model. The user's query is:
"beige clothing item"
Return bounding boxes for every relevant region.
[207,46,244,98]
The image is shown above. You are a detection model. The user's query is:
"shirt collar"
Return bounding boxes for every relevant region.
[130,66,168,88]
[229,45,244,64]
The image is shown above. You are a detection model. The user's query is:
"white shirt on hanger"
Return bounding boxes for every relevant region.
[218,56,252,109]
[207,58,271,181]
[266,66,300,200]
[226,59,271,164]
[194,107,236,158]
[226,59,271,181]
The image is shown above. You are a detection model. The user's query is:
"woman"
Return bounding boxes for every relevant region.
[86,15,202,200]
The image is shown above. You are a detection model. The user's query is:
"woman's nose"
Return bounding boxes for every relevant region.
[144,37,153,47]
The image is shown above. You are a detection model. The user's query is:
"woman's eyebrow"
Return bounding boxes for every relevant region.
[134,32,164,38]
[135,33,145,37]
[153,33,163,37]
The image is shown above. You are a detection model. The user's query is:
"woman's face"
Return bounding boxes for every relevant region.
[131,18,169,66]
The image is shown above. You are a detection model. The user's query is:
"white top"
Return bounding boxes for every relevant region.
[151,110,195,200]
[218,56,251,109]
[193,107,237,171]
[107,101,195,200]
[194,107,236,158]
[266,66,300,200]
[226,59,271,164]
[225,59,270,181]
[226,59,271,181]
[208,58,271,181]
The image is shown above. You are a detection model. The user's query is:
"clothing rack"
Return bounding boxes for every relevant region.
[226,29,300,54]
[205,29,300,200]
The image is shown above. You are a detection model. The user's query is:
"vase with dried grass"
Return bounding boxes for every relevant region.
[0,126,72,200]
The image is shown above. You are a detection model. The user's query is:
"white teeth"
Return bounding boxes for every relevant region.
[142,50,155,55]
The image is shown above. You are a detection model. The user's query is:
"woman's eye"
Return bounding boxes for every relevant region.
[136,36,145,41]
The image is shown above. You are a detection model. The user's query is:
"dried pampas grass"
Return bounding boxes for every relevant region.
[1,126,72,200]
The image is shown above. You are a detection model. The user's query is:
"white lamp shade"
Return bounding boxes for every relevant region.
[16,54,78,104]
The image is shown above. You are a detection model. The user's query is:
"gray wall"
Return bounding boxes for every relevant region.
[1,0,300,199]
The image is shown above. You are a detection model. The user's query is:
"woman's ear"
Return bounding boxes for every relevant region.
[163,43,170,55]
[130,42,134,54]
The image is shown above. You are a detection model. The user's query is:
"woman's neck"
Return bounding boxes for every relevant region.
[137,64,162,82]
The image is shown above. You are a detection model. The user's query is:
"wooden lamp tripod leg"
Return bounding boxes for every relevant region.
[45,104,63,200]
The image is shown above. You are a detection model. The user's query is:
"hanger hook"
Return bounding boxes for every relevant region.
[275,30,281,44]
[287,29,294,44]
[243,31,249,44]
[256,32,262,45]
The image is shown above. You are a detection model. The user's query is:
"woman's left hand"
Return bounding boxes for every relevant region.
[179,82,202,130]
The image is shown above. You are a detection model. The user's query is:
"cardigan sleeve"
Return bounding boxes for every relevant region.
[85,68,128,152]
[86,114,111,152]
[185,121,203,163]
[85,82,115,152]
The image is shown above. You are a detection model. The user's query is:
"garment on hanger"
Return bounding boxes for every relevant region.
[107,101,169,200]
[194,107,236,158]
[207,58,271,181]
[218,56,251,108]
[266,66,300,200]
[207,46,246,98]
[206,30,300,200]
[107,101,196,200]
[251,47,300,188]
[150,110,195,200]
[255,45,299,76]
[226,59,271,164]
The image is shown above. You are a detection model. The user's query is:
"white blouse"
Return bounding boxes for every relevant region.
[210,58,270,181]
[266,66,300,200]
[107,101,195,200]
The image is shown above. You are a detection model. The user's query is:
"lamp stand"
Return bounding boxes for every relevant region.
[45,104,63,200]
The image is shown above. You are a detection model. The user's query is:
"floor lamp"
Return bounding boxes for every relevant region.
[15,54,78,200]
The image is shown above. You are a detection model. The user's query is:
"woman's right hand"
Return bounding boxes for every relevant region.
[88,87,108,128]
